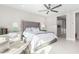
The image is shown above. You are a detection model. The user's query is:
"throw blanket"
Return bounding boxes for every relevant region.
[34,38,57,52]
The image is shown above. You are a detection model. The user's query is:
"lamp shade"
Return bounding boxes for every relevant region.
[12,22,19,32]
[40,23,46,30]
[12,22,19,28]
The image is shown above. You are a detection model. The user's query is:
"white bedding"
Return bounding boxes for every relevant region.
[23,28,57,53]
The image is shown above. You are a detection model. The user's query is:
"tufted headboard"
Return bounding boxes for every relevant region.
[21,20,40,32]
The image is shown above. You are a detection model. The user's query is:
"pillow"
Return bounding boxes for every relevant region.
[24,28,32,32]
[31,27,40,33]
[8,33,18,38]
[23,27,40,38]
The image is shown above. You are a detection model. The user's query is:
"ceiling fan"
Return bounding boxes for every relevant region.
[39,4,62,14]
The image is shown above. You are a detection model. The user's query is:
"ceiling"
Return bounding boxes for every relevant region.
[3,4,79,16]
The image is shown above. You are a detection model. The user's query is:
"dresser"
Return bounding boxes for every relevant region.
[0,28,8,35]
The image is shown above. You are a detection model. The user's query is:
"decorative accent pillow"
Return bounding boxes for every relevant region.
[31,27,40,33]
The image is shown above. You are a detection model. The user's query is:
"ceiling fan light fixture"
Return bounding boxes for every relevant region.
[39,4,62,14]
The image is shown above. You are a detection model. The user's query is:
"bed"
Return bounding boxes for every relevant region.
[21,20,57,54]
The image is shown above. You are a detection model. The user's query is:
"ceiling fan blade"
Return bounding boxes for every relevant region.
[51,9,58,13]
[52,4,62,9]
[44,4,49,9]
[46,11,49,14]
[48,4,51,8]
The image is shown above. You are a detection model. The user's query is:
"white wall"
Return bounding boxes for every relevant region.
[66,12,75,41]
[56,12,75,41]
[0,5,46,32]
[45,14,57,35]
[45,11,75,41]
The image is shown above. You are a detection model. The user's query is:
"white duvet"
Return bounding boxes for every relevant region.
[23,31,57,53]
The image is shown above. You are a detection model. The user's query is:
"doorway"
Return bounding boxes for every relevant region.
[57,15,66,38]
[75,13,79,40]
